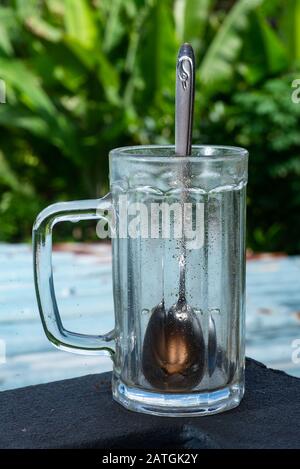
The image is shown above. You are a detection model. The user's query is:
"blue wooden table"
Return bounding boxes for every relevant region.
[1,243,300,391]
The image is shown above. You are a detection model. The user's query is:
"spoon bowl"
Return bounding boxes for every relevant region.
[142,297,205,391]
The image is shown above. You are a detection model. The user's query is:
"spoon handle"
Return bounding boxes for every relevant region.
[175,43,195,157]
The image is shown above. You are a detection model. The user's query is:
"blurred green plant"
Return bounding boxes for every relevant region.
[204,76,300,253]
[0,0,299,251]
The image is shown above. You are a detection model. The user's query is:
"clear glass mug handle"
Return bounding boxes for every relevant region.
[32,194,115,358]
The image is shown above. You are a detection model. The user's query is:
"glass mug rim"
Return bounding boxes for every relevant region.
[109,144,248,163]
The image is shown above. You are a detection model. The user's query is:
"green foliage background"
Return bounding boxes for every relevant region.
[0,0,300,252]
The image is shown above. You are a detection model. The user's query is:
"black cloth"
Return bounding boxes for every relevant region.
[1,358,299,449]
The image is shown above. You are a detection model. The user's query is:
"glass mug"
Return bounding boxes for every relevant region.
[33,145,248,417]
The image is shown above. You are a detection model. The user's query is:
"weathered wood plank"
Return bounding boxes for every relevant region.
[1,243,300,390]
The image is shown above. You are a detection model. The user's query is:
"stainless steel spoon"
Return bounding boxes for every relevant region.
[142,44,206,391]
